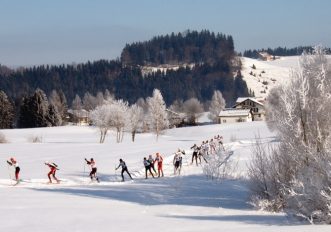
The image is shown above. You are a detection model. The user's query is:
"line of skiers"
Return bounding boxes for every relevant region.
[5,157,100,184]
[190,135,224,166]
[4,137,224,184]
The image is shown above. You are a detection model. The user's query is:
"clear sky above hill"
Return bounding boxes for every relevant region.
[0,0,330,66]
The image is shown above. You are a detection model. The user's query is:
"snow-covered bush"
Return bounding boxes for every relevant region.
[203,149,235,180]
[249,46,331,223]
[0,132,8,143]
[27,135,43,143]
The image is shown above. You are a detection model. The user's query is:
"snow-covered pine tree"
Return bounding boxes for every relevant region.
[147,89,169,141]
[0,90,14,129]
[49,89,68,125]
[18,89,50,128]
[47,103,62,126]
[208,90,226,123]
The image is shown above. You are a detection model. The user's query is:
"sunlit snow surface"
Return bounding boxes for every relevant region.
[0,122,329,231]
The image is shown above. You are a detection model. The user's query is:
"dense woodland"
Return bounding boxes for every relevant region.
[121,30,235,66]
[243,46,331,58]
[0,30,248,119]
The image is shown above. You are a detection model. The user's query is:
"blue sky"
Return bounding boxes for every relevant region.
[0,0,330,66]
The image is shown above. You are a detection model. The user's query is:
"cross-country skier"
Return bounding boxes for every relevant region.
[209,139,216,154]
[148,154,157,174]
[173,149,184,175]
[45,161,60,184]
[143,157,155,179]
[216,135,225,151]
[154,152,164,177]
[190,144,199,166]
[85,158,100,183]
[7,157,20,182]
[115,158,133,182]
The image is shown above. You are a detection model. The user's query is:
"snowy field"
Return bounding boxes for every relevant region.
[0,122,330,231]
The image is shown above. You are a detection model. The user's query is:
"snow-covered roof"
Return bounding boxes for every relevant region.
[235,97,264,106]
[219,108,251,117]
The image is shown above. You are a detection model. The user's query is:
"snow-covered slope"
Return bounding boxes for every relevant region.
[0,123,330,232]
[241,56,297,99]
[241,55,331,99]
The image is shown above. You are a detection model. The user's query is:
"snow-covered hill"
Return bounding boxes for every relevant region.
[0,123,330,232]
[241,56,331,99]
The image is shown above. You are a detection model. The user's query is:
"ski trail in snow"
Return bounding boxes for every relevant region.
[0,140,253,189]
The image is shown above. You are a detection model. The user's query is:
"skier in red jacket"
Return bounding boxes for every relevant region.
[45,161,60,183]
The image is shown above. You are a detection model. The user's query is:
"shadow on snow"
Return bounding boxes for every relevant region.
[33,174,250,210]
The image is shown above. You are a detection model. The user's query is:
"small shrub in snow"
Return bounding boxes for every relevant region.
[27,135,43,143]
[203,149,236,180]
[0,132,8,143]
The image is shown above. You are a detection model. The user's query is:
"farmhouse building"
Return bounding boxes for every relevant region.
[218,108,253,124]
[233,97,265,121]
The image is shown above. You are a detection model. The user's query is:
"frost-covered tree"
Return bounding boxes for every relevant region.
[208,90,226,123]
[47,103,62,126]
[128,103,144,142]
[147,89,169,141]
[90,104,111,143]
[136,97,148,114]
[95,92,105,106]
[183,98,204,125]
[108,99,129,143]
[83,92,97,112]
[49,89,68,125]
[72,94,82,111]
[71,94,82,123]
[249,46,331,223]
[0,91,14,129]
[169,99,184,113]
[104,89,114,101]
[90,99,129,143]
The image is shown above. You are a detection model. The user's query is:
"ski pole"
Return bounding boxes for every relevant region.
[114,165,118,181]
[83,161,87,183]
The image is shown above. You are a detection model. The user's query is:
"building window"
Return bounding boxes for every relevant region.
[223,120,227,123]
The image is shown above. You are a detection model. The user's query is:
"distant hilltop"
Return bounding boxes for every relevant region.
[0,30,248,107]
